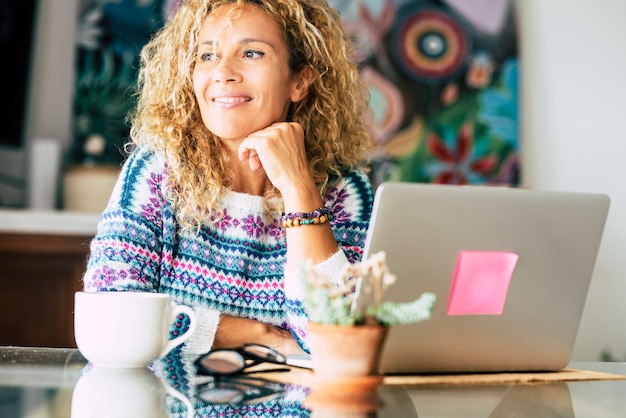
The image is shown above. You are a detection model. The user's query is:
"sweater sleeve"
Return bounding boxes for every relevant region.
[82,147,166,293]
[283,170,374,352]
[82,147,221,354]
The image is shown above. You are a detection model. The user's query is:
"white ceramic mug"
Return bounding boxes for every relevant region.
[74,291,196,368]
[71,367,194,418]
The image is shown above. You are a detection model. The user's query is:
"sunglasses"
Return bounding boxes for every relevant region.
[194,344,289,376]
[196,375,286,406]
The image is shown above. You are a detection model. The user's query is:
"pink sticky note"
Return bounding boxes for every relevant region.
[447,251,518,315]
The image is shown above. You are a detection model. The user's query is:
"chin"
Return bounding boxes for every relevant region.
[204,125,247,140]
[204,121,256,139]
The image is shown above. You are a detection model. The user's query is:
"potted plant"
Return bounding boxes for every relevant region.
[299,251,436,387]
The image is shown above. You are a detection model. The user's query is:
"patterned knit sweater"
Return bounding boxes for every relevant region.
[83,146,374,354]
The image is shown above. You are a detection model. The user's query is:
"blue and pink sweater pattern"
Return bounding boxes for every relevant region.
[83,146,374,351]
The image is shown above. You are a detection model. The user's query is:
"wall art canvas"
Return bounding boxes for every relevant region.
[330,0,520,187]
[70,0,519,189]
[71,0,181,166]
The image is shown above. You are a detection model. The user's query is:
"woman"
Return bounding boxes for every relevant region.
[83,0,373,357]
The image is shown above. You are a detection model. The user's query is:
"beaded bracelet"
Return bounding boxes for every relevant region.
[281,206,333,228]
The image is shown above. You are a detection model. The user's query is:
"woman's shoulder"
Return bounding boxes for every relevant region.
[324,168,374,222]
[331,168,373,194]
[125,144,165,164]
[113,145,168,197]
[121,145,167,174]
[103,145,170,214]
[326,168,374,205]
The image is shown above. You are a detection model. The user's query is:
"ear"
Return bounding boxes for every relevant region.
[290,66,314,103]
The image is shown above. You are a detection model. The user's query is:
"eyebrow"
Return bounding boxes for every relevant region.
[199,37,277,50]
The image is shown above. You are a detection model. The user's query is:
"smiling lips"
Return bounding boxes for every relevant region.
[212,95,251,107]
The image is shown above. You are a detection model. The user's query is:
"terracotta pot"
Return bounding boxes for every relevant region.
[307,322,389,379]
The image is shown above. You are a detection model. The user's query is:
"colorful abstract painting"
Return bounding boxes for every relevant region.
[330,0,520,187]
[71,0,181,165]
[71,0,519,189]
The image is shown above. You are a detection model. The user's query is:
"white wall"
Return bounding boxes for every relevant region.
[26,0,77,145]
[519,0,626,360]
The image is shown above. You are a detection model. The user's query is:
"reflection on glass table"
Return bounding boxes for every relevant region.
[392,383,573,418]
[71,366,194,418]
[1,347,626,417]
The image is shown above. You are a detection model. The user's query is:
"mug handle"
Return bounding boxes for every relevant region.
[160,304,197,358]
[161,380,194,418]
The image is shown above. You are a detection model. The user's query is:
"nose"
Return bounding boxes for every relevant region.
[213,56,241,84]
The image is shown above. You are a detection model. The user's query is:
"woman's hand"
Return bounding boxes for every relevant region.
[213,315,305,357]
[238,122,315,199]
[238,121,339,269]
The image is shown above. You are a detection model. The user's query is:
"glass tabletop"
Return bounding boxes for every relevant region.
[1,346,626,417]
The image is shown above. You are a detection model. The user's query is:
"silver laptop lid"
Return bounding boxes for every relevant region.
[364,182,610,374]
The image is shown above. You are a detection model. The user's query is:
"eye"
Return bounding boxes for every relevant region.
[244,50,264,59]
[200,52,217,62]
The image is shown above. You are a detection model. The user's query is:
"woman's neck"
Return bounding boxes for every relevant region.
[228,158,273,196]
[219,137,274,196]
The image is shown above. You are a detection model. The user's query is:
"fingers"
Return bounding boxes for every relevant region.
[248,154,263,171]
[238,122,303,168]
[238,122,312,192]
[239,147,263,171]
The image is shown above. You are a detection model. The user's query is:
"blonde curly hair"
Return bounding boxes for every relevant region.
[129,0,372,228]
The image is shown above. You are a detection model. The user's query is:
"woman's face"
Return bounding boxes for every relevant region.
[193,3,307,144]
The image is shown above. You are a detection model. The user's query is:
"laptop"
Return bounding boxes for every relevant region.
[364,182,610,374]
[287,182,610,374]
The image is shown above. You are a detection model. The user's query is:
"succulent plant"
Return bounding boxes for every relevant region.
[300,251,436,326]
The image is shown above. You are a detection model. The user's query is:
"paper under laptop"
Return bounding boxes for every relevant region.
[287,182,610,375]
